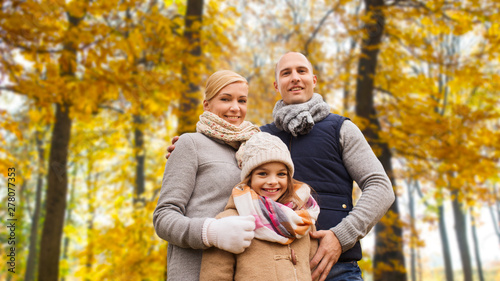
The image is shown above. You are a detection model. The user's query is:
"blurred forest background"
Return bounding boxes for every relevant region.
[0,0,499,280]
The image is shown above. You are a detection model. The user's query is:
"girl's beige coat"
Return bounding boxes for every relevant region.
[200,196,319,281]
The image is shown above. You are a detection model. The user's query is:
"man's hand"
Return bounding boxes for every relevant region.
[310,230,342,281]
[165,136,179,159]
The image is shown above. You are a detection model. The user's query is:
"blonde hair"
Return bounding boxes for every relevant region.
[205,70,248,101]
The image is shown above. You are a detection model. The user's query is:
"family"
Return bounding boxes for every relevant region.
[153,52,395,281]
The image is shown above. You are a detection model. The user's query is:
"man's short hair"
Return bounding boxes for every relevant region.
[274,52,314,81]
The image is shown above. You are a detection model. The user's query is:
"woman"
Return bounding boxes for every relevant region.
[153,70,261,280]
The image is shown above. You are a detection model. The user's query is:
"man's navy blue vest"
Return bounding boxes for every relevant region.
[261,113,362,262]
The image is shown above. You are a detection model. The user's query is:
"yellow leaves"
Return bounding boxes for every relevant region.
[63,224,80,241]
[358,254,373,278]
[417,8,475,37]
[113,195,127,210]
[164,0,184,6]
[166,0,186,15]
[378,76,497,208]
[28,107,54,129]
[143,97,163,116]
[486,21,500,38]
[0,110,23,141]
[375,0,500,212]
[446,10,474,36]
[2,0,188,123]
[66,0,89,18]
[47,97,176,277]
[72,200,167,281]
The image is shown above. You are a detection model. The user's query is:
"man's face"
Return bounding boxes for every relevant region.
[274,52,317,105]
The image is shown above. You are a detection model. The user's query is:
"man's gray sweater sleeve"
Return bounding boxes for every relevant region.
[330,120,395,252]
[153,134,207,250]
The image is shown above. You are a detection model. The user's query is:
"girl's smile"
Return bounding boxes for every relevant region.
[250,162,288,201]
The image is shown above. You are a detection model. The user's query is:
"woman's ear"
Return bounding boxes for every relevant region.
[203,100,209,111]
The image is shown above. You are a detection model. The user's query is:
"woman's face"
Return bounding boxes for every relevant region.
[203,82,248,126]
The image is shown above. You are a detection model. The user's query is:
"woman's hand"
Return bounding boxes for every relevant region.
[204,216,256,254]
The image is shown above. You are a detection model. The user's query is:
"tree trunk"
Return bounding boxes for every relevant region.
[133,114,145,202]
[85,162,95,279]
[342,38,357,115]
[407,180,416,281]
[438,204,454,281]
[125,5,146,203]
[24,130,45,281]
[355,1,406,280]
[451,191,473,281]
[178,0,204,135]
[471,209,484,281]
[61,164,77,281]
[38,12,81,281]
[496,185,500,238]
[414,181,424,281]
[491,205,500,246]
[492,185,500,246]
[342,3,361,115]
[417,245,422,281]
[38,103,72,281]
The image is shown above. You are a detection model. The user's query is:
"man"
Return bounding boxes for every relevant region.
[167,52,394,280]
[261,52,394,280]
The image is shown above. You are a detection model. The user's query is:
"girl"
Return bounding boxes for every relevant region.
[200,132,320,281]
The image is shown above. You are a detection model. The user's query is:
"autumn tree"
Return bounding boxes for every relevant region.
[0,0,170,279]
[375,1,500,280]
[0,102,41,280]
[177,0,204,134]
[66,1,243,278]
[354,1,407,280]
[24,121,49,281]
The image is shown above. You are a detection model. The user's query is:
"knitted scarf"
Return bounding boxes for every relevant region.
[196,111,261,149]
[232,183,320,245]
[272,93,330,137]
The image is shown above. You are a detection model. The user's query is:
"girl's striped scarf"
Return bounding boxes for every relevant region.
[196,111,261,149]
[232,183,320,245]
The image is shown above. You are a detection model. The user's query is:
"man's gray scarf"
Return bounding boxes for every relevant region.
[272,93,330,137]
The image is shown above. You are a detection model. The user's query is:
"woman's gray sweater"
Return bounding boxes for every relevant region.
[153,133,241,281]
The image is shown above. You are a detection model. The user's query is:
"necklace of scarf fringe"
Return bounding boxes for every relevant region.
[196,111,261,149]
[272,93,330,137]
[232,183,320,245]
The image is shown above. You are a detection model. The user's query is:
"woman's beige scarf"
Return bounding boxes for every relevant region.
[196,111,260,149]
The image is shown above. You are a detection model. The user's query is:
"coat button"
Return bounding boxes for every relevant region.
[342,204,347,209]
[291,249,297,265]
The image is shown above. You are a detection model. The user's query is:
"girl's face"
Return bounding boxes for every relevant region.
[203,82,248,126]
[250,162,288,201]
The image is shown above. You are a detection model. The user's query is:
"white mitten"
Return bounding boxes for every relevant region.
[202,215,255,254]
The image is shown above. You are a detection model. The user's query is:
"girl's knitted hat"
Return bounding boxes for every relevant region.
[235,132,294,181]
